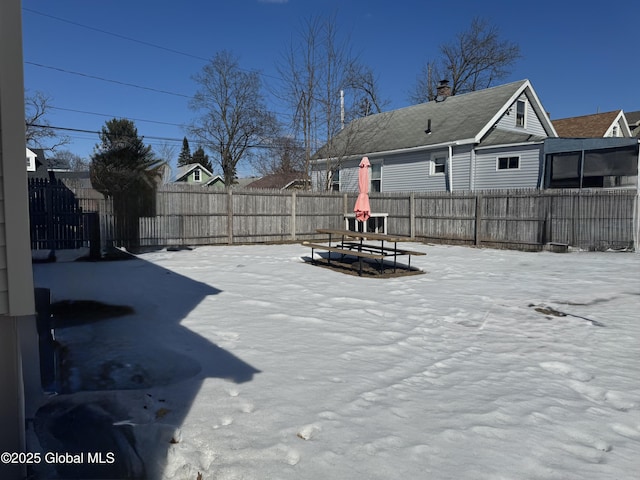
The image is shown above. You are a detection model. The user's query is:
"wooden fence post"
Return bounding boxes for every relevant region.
[227,189,233,245]
[410,192,415,239]
[291,191,297,241]
[474,194,482,246]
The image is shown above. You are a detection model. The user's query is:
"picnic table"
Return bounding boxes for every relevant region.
[303,228,426,276]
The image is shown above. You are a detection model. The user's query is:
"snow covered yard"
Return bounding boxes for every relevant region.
[32,243,640,479]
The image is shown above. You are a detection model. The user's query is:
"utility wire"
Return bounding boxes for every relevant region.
[23,7,282,83]
[25,61,191,99]
[28,123,281,149]
[23,7,211,63]
[50,106,187,128]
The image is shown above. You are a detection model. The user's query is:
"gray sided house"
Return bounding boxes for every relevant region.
[312,79,557,192]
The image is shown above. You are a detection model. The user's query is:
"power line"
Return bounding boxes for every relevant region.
[28,123,185,143]
[23,7,211,63]
[25,61,191,98]
[23,7,283,83]
[28,123,283,149]
[50,106,187,128]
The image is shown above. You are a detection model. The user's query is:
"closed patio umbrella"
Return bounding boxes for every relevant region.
[354,156,371,223]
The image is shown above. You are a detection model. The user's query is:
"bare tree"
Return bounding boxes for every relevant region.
[25,90,70,151]
[409,17,521,103]
[250,136,305,177]
[188,51,277,186]
[276,13,387,187]
[54,149,89,171]
[346,64,390,118]
[155,141,177,166]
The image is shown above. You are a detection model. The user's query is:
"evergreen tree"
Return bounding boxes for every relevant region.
[90,118,157,251]
[177,136,192,167]
[192,146,212,172]
[90,118,157,196]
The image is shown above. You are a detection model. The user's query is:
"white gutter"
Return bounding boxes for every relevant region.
[313,138,475,164]
[474,140,545,151]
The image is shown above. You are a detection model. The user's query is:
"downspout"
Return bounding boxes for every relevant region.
[448,144,454,192]
[635,140,640,252]
[579,149,585,189]
[469,147,476,191]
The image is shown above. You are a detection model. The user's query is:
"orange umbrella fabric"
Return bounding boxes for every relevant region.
[354,157,371,222]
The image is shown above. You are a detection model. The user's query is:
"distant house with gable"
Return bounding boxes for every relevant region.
[552,110,632,138]
[245,172,309,190]
[312,79,639,193]
[312,79,558,192]
[173,163,214,184]
[625,111,640,138]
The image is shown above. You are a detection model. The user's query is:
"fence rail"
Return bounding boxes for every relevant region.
[31,181,639,252]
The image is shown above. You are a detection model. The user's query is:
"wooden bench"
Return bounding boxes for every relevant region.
[341,241,426,257]
[302,242,386,260]
[303,241,387,276]
[305,228,429,276]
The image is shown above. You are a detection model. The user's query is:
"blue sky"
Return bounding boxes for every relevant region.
[21,0,639,174]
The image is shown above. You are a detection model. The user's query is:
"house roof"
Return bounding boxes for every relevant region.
[27,148,90,180]
[313,79,555,160]
[626,110,640,137]
[551,110,630,137]
[173,162,214,182]
[245,172,308,190]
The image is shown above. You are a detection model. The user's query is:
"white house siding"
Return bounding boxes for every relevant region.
[496,93,548,137]
[473,144,543,190]
[383,151,447,192]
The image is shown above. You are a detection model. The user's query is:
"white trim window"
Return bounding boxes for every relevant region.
[193,169,201,182]
[497,156,520,170]
[431,156,446,175]
[370,162,381,192]
[516,99,526,128]
[330,169,340,191]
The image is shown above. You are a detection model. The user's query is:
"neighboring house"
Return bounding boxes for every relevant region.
[625,110,640,138]
[173,162,214,184]
[245,172,310,190]
[312,79,558,192]
[27,148,90,181]
[147,160,172,186]
[26,147,36,171]
[205,174,225,189]
[203,175,261,189]
[552,110,632,138]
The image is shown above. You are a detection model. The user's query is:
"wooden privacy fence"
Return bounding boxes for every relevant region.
[134,185,638,251]
[37,182,639,252]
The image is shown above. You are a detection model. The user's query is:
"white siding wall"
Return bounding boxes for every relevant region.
[496,93,548,137]
[474,144,543,190]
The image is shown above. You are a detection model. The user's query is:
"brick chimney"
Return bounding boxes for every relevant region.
[435,79,451,101]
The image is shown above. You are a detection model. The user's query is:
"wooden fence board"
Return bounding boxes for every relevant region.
[29,181,639,252]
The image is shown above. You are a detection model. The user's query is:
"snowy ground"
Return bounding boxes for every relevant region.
[31,243,640,479]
